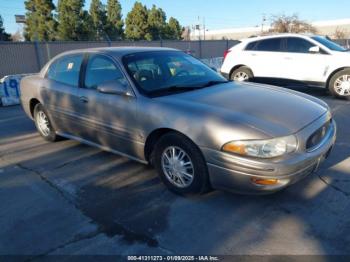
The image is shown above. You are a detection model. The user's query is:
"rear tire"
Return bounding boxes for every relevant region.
[230,66,253,82]
[154,132,211,196]
[34,104,59,142]
[328,69,350,100]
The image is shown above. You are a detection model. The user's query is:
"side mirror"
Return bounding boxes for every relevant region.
[309,46,320,54]
[97,80,132,96]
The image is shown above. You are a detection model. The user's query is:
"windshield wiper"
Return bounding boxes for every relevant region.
[199,80,229,87]
[148,85,205,96]
[148,80,229,97]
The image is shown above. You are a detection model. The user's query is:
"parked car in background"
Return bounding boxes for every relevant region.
[20,47,336,195]
[221,34,350,99]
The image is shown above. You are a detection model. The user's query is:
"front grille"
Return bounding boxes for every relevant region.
[306,119,332,150]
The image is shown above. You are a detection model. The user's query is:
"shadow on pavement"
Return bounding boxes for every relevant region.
[0,86,349,255]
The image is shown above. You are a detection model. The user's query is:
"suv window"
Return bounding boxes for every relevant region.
[85,55,127,89]
[285,37,315,53]
[245,41,258,51]
[254,38,283,52]
[47,54,83,87]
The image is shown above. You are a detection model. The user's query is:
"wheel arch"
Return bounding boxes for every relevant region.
[29,98,41,118]
[144,128,202,165]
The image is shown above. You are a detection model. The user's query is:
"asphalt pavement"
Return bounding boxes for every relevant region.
[0,86,349,258]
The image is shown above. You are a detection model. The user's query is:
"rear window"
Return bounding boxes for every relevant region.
[245,38,283,52]
[256,38,283,52]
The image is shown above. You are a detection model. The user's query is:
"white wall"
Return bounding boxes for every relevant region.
[193,19,350,40]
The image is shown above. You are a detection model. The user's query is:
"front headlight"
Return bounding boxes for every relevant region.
[222,135,297,158]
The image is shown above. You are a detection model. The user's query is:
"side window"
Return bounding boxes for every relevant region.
[47,60,58,80]
[286,38,315,53]
[245,41,258,51]
[47,55,83,87]
[85,55,127,89]
[126,58,164,90]
[255,38,282,52]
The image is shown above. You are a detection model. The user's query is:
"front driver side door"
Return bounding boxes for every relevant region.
[75,54,140,158]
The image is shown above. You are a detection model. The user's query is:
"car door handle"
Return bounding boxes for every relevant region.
[251,53,257,56]
[79,96,89,103]
[284,57,292,60]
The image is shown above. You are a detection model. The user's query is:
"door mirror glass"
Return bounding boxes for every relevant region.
[97,80,132,96]
[309,46,320,54]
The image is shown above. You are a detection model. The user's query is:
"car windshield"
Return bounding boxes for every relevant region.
[311,36,347,52]
[122,51,227,97]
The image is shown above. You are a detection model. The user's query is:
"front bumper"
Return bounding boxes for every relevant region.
[202,116,336,194]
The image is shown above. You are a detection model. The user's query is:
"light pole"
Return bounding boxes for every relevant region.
[14,15,25,41]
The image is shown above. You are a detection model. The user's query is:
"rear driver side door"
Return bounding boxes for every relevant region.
[43,53,84,135]
[244,38,283,78]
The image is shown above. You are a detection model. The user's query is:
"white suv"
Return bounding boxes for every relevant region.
[220,34,350,99]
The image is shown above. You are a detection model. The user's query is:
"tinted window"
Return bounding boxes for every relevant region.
[255,38,282,52]
[311,36,347,52]
[286,37,315,53]
[123,51,226,96]
[85,55,127,89]
[47,55,83,87]
[245,41,258,50]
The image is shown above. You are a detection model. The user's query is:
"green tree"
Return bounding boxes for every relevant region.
[24,0,57,41]
[0,15,11,41]
[57,0,94,40]
[105,0,124,40]
[89,0,107,40]
[147,5,166,40]
[165,17,182,40]
[125,2,151,40]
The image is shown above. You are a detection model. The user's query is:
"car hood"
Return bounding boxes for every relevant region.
[156,82,328,137]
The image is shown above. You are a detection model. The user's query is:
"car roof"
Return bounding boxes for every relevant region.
[240,33,320,42]
[56,46,179,58]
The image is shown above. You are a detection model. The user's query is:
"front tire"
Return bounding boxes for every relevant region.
[34,104,59,142]
[230,66,253,82]
[154,132,210,195]
[328,69,350,99]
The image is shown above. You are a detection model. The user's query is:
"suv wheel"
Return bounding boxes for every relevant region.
[230,66,253,82]
[154,132,210,195]
[34,104,59,142]
[328,69,350,99]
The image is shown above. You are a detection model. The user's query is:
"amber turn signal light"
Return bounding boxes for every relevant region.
[251,177,279,186]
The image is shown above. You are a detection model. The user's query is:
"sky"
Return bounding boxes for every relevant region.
[1,0,350,34]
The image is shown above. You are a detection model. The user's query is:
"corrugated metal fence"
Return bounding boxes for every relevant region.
[1,39,348,78]
[0,40,239,78]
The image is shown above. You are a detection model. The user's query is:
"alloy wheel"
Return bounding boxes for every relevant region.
[233,71,249,81]
[334,75,350,96]
[161,146,194,188]
[36,111,51,136]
